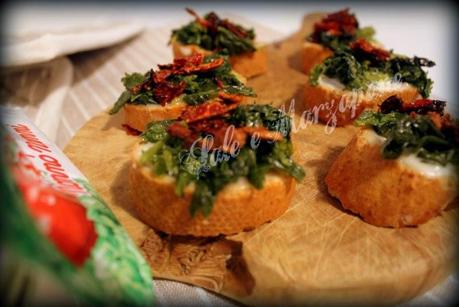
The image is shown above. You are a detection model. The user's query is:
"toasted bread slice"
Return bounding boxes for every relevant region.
[227,47,268,79]
[129,143,296,236]
[326,129,458,227]
[124,101,186,132]
[171,40,268,79]
[303,77,420,126]
[302,41,333,74]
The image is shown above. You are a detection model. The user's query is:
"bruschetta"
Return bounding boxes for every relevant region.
[303,9,378,74]
[129,98,305,236]
[170,8,267,78]
[326,96,458,227]
[109,53,255,131]
[303,40,434,126]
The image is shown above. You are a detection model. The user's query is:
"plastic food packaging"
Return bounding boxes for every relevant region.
[0,107,155,306]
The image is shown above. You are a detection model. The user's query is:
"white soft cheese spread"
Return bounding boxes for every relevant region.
[318,76,408,92]
[136,143,282,190]
[363,129,457,180]
[179,45,193,56]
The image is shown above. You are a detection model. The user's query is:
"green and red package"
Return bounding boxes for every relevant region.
[0,107,154,306]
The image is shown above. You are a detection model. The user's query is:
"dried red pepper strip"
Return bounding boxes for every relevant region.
[180,100,239,123]
[169,118,247,152]
[179,57,224,74]
[311,9,358,42]
[186,8,212,28]
[185,8,251,39]
[218,91,244,103]
[153,81,186,106]
[402,98,446,115]
[350,38,390,61]
[242,127,284,141]
[380,96,446,115]
[130,53,225,106]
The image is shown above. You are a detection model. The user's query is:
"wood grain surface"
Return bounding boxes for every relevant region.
[64,13,458,305]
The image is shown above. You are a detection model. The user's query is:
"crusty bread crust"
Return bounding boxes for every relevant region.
[129,143,297,236]
[171,40,268,79]
[325,129,458,227]
[124,103,186,132]
[124,95,254,132]
[228,47,268,79]
[302,41,333,74]
[303,80,419,126]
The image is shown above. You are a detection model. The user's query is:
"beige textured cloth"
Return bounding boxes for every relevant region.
[2,20,142,67]
[1,16,457,306]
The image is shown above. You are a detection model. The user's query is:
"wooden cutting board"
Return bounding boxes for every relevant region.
[64,13,458,305]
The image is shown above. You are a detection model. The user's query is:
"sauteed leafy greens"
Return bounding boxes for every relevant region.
[356,111,459,167]
[171,12,256,56]
[139,105,305,217]
[309,50,435,98]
